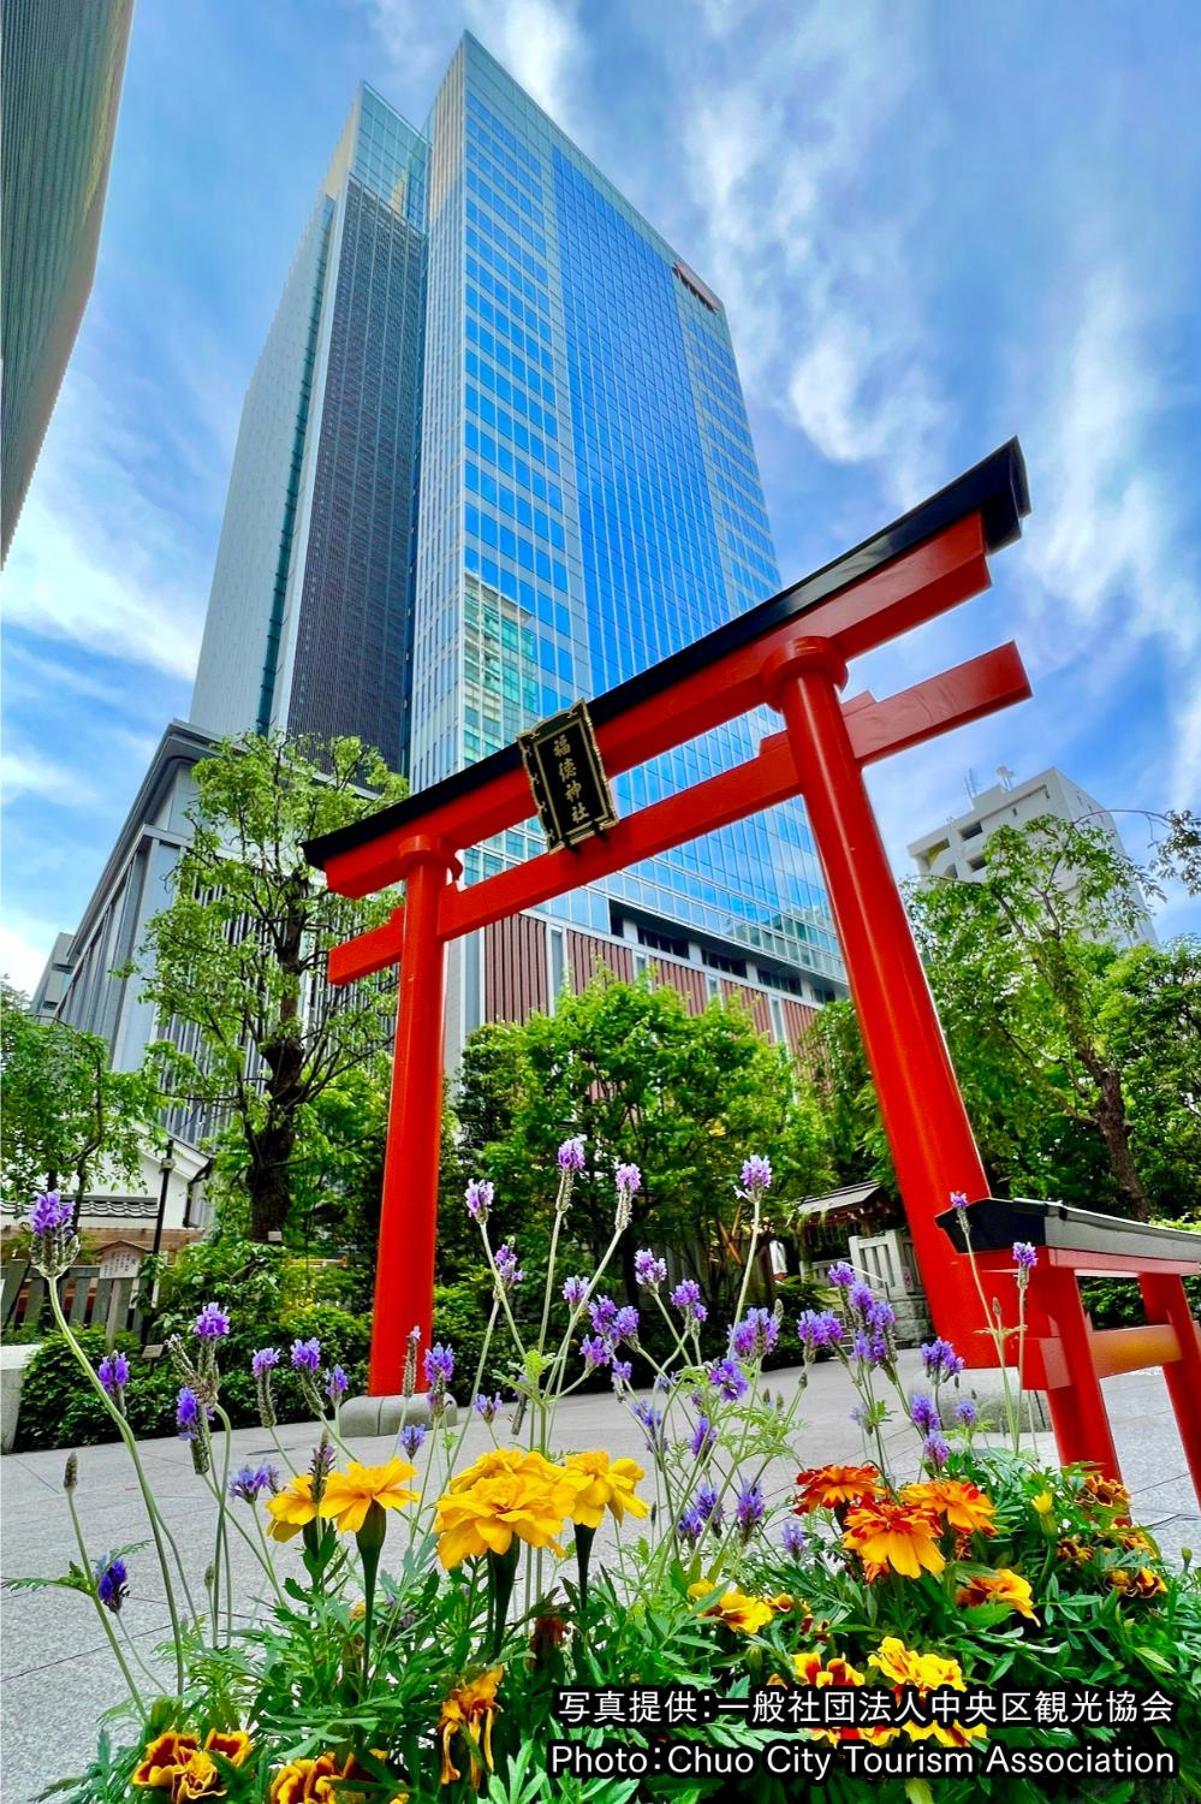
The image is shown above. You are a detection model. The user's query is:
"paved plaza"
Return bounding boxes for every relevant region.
[1,1354,1197,1802]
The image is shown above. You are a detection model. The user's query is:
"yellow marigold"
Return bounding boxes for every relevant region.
[439,1667,503,1788]
[956,1568,1037,1620]
[1032,1491,1054,1517]
[268,1754,338,1804]
[449,1446,562,1492]
[265,1473,318,1543]
[903,1478,995,1536]
[562,1450,649,1528]
[1112,1566,1168,1600]
[794,1463,882,1515]
[870,1637,986,1747]
[843,1499,946,1580]
[173,1753,224,1801]
[435,1469,569,1568]
[318,1458,419,1534]
[133,1731,252,1800]
[771,1650,896,1743]
[687,1582,790,1636]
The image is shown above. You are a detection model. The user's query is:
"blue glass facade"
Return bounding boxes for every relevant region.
[411,38,841,984]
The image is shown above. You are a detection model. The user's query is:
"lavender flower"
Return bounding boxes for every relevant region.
[310,1436,335,1510]
[695,1480,724,1532]
[229,1463,278,1503]
[740,1154,772,1194]
[670,1278,708,1325]
[291,1338,321,1374]
[30,1191,73,1235]
[94,1555,128,1614]
[950,1190,969,1211]
[493,1242,524,1289]
[399,1422,426,1459]
[634,1249,667,1288]
[325,1366,349,1405]
[176,1387,202,1440]
[194,1301,230,1341]
[631,1399,664,1453]
[826,1260,856,1288]
[847,1279,874,1317]
[465,1178,493,1223]
[910,1392,941,1434]
[735,1480,765,1541]
[851,1329,889,1369]
[921,1337,966,1382]
[797,1309,844,1352]
[580,1334,611,1370]
[923,1432,951,1469]
[562,1275,588,1308]
[781,1516,807,1557]
[402,1325,420,1399]
[615,1163,642,1198]
[97,1351,129,1407]
[253,1347,280,1430]
[612,1305,639,1345]
[677,1504,706,1547]
[610,1359,633,1387]
[423,1343,454,1387]
[689,1414,716,1459]
[251,1347,280,1378]
[953,1397,979,1428]
[729,1307,779,1361]
[865,1298,896,1335]
[558,1136,586,1173]
[589,1297,619,1335]
[474,1393,504,1423]
[707,1357,748,1402]
[1013,1240,1038,1273]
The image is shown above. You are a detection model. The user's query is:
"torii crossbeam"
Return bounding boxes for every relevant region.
[307,440,1031,1397]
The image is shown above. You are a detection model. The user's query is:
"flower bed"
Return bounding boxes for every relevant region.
[8,1162,1201,1802]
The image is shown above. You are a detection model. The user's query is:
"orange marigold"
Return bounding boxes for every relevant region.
[903,1478,995,1536]
[956,1568,1037,1620]
[842,1498,946,1580]
[1111,1566,1168,1600]
[794,1463,882,1515]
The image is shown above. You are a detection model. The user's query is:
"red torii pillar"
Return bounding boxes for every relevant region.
[308,442,1032,1396]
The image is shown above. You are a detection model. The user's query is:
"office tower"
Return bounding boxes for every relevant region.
[190,88,427,774]
[908,767,1157,949]
[1,0,135,560]
[416,37,842,1035]
[55,34,843,1070]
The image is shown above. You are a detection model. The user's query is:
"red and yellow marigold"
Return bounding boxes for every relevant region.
[902,1478,995,1537]
[842,1498,946,1580]
[438,1667,503,1789]
[956,1568,1037,1620]
[870,1638,986,1747]
[794,1463,882,1515]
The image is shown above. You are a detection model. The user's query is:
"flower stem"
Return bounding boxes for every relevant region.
[65,1485,146,1720]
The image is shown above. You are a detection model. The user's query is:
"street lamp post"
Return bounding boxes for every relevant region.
[150,1138,176,1261]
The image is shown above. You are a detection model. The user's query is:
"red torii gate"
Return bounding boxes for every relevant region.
[305,439,1201,1490]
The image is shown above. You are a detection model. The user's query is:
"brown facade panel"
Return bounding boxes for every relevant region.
[645,957,707,1014]
[485,913,549,1023]
[567,928,633,991]
[782,996,819,1054]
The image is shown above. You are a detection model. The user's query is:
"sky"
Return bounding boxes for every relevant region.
[3,0,1199,993]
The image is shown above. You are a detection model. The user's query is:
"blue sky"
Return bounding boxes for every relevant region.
[3,0,1199,992]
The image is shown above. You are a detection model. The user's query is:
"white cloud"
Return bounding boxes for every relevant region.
[464,0,584,130]
[0,911,57,996]
[2,746,98,809]
[2,368,208,681]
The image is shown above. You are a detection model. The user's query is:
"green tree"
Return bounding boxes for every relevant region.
[0,984,161,1209]
[137,732,404,1242]
[1099,938,1201,1219]
[446,971,833,1319]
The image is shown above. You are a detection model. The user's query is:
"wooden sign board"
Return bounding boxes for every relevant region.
[518,699,618,851]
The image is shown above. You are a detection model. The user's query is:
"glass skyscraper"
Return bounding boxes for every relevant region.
[1,0,135,561]
[187,32,843,1048]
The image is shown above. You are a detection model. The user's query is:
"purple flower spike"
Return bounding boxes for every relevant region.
[923,1432,951,1469]
[954,1397,979,1428]
[826,1260,856,1288]
[589,1296,619,1335]
[740,1153,772,1194]
[950,1190,969,1210]
[229,1463,278,1503]
[494,1242,524,1288]
[634,1249,667,1289]
[291,1337,321,1374]
[707,1357,748,1402]
[735,1480,765,1540]
[562,1275,588,1308]
[696,1480,724,1531]
[729,1307,779,1361]
[95,1555,128,1613]
[176,1386,202,1441]
[781,1517,807,1557]
[474,1392,504,1423]
[797,1309,844,1351]
[612,1305,639,1345]
[910,1392,940,1434]
[920,1337,965,1381]
[465,1178,493,1222]
[847,1279,874,1317]
[631,1399,664,1452]
[97,1352,130,1399]
[670,1278,707,1325]
[558,1136,586,1173]
[677,1504,705,1547]
[615,1163,641,1198]
[251,1346,280,1378]
[610,1359,633,1388]
[30,1192,73,1235]
[194,1301,230,1340]
[423,1343,454,1387]
[689,1414,716,1459]
[1013,1240,1038,1271]
[580,1334,611,1370]
[399,1423,426,1458]
[325,1366,349,1404]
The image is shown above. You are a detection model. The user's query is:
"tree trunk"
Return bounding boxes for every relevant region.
[248,1114,297,1241]
[246,894,308,1242]
[1090,1061,1151,1222]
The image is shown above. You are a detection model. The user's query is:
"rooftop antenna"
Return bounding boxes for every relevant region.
[963,768,978,804]
[996,764,1015,792]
